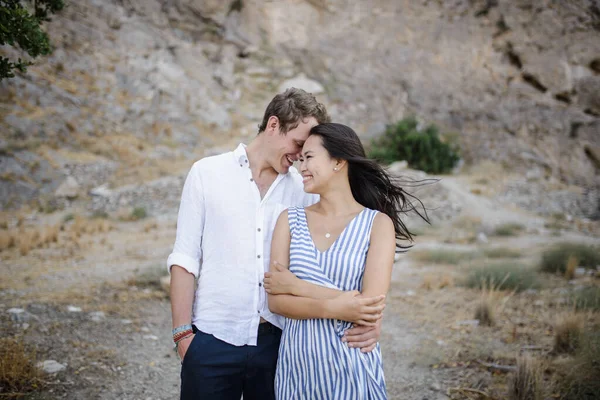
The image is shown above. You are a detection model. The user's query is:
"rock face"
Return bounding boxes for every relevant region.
[0,0,599,218]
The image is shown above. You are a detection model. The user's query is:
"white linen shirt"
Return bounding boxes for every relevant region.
[167,144,318,346]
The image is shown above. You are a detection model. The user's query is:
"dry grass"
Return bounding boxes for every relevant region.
[451,215,482,231]
[465,262,541,292]
[0,213,111,256]
[508,355,543,400]
[571,286,600,311]
[564,255,578,280]
[0,230,15,251]
[556,330,600,399]
[540,243,600,275]
[482,247,522,259]
[18,230,33,256]
[421,273,455,290]
[0,337,41,396]
[144,220,158,233]
[126,265,169,291]
[493,223,525,237]
[553,313,583,354]
[474,296,495,326]
[413,249,480,265]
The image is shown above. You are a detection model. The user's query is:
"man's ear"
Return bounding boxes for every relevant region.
[267,116,280,135]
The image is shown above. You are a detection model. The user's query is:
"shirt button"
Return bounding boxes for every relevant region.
[250,178,254,182]
[259,282,262,287]
[257,228,261,232]
[257,255,261,259]
[257,310,260,314]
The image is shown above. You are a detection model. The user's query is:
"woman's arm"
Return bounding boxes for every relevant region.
[267,210,384,325]
[361,212,396,299]
[265,261,342,299]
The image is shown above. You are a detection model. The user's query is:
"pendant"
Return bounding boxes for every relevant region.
[325,233,331,238]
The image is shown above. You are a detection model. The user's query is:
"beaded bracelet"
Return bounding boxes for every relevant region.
[172,324,192,336]
[173,329,193,344]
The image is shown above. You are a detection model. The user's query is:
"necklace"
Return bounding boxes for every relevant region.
[325,232,331,238]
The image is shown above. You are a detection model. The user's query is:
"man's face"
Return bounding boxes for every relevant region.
[270,116,318,174]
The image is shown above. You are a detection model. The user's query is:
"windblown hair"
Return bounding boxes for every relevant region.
[309,123,431,250]
[258,88,330,134]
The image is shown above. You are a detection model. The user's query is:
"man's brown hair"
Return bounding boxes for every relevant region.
[258,88,330,134]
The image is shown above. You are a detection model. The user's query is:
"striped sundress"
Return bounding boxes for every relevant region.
[275,206,387,400]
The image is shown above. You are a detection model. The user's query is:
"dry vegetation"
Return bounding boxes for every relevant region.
[0,337,41,396]
[406,227,600,399]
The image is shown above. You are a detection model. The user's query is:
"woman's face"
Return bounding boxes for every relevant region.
[299,135,338,194]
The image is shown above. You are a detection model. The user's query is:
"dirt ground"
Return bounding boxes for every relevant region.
[1,174,599,400]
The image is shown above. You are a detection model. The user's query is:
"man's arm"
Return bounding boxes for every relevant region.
[170,266,196,358]
[167,162,205,359]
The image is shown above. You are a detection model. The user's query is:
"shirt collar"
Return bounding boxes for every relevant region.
[233,143,249,167]
[232,143,292,178]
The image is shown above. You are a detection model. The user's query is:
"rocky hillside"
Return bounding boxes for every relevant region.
[1,0,599,218]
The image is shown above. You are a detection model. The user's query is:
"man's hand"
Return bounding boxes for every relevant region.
[176,334,195,361]
[326,291,385,326]
[343,319,382,353]
[264,261,298,295]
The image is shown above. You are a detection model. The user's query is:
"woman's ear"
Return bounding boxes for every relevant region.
[334,159,347,171]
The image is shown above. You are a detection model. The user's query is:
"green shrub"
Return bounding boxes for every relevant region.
[128,265,167,289]
[540,243,600,274]
[559,330,600,399]
[483,247,522,259]
[91,210,109,219]
[62,213,75,223]
[368,117,460,174]
[493,223,525,237]
[572,287,600,312]
[413,249,480,265]
[465,263,540,292]
[130,207,148,221]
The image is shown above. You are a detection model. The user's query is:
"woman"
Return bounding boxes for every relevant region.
[265,123,429,399]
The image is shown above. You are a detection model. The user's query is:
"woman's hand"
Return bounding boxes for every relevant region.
[326,290,385,326]
[264,261,299,295]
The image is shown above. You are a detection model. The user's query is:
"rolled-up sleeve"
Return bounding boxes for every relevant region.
[167,162,204,277]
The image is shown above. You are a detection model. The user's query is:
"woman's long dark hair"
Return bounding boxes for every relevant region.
[309,123,431,250]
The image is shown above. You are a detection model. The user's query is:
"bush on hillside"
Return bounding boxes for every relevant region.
[368,117,460,174]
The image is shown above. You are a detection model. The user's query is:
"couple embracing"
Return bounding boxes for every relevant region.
[167,88,427,399]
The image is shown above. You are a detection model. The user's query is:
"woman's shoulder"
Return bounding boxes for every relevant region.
[370,210,393,231]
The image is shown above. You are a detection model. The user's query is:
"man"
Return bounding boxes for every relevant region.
[167,88,383,400]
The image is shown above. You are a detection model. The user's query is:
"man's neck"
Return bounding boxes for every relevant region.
[245,136,278,179]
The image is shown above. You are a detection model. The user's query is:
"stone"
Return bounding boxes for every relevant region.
[7,308,29,322]
[476,232,488,244]
[67,305,82,313]
[457,319,479,326]
[576,76,600,114]
[37,360,66,374]
[90,184,112,198]
[387,161,409,174]
[278,73,325,95]
[89,311,106,322]
[55,176,80,199]
[143,335,159,340]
